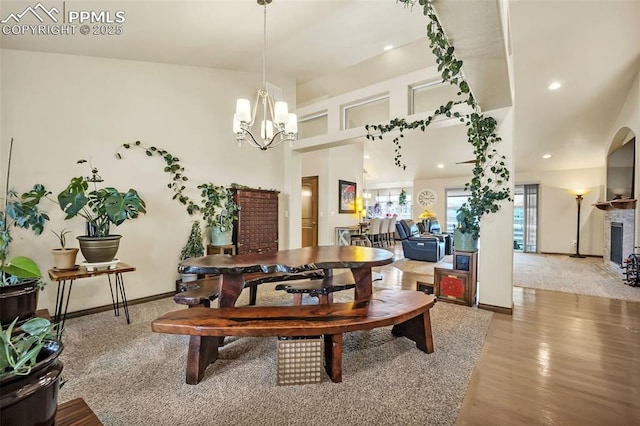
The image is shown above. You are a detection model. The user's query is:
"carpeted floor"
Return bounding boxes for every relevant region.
[391,252,640,303]
[58,283,492,426]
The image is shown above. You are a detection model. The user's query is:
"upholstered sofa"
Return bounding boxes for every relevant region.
[395,219,445,262]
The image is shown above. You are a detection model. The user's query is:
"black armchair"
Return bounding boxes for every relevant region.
[396,220,445,262]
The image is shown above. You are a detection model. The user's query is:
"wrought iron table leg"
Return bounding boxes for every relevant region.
[53,279,74,339]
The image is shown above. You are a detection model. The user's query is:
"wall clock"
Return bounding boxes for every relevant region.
[417,189,437,207]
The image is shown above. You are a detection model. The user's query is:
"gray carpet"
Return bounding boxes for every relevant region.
[58,284,492,426]
[513,252,640,302]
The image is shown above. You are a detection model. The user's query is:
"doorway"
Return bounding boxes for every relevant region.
[301,176,319,247]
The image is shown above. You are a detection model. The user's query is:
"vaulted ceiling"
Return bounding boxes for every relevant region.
[2,0,639,186]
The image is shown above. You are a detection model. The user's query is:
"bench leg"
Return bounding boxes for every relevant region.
[292,293,303,305]
[324,334,343,383]
[186,336,219,385]
[248,284,258,306]
[391,310,434,354]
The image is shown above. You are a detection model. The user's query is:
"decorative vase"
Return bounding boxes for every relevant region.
[210,227,232,246]
[453,229,479,252]
[0,340,63,426]
[51,248,79,270]
[77,235,122,263]
[0,279,39,326]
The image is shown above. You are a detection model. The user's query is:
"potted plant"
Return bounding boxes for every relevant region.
[179,220,205,284]
[398,189,407,206]
[365,2,511,250]
[1,139,51,325]
[197,183,239,246]
[50,228,79,271]
[0,316,63,425]
[57,160,147,263]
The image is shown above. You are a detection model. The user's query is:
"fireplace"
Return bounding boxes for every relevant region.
[603,209,635,274]
[611,222,623,265]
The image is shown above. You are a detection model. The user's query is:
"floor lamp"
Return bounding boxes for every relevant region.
[569,188,590,258]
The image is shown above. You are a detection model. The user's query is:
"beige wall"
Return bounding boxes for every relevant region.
[0,48,294,314]
[301,144,363,245]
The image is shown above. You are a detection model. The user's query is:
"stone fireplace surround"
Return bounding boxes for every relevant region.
[602,207,636,274]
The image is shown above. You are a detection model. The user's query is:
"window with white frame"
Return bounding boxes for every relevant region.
[343,95,389,130]
[297,112,328,139]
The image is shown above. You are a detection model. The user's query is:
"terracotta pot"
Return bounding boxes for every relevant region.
[51,248,79,270]
[0,340,63,426]
[0,279,39,326]
[77,234,122,263]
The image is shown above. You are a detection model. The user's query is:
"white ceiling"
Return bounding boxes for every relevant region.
[2,0,639,186]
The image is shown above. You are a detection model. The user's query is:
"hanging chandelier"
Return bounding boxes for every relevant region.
[233,0,297,150]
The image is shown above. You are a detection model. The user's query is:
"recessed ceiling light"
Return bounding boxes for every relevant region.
[542,154,552,159]
[383,45,394,51]
[364,154,370,159]
[548,82,562,91]
[437,163,444,169]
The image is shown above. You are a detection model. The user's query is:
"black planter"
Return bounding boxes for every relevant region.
[0,279,39,326]
[77,234,122,263]
[0,340,64,426]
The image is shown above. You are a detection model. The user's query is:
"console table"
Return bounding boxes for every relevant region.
[48,262,135,338]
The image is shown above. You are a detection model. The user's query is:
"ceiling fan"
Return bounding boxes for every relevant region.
[455,159,475,165]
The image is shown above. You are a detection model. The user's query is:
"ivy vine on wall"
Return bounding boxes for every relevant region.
[365,0,511,239]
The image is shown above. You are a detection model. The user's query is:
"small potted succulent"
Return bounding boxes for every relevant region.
[57,160,147,263]
[0,316,63,425]
[50,228,79,271]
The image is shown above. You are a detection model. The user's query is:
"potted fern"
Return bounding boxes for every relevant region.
[0,317,63,425]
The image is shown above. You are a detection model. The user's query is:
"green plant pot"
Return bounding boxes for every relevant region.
[0,340,63,426]
[210,227,232,246]
[77,235,122,263]
[453,229,479,252]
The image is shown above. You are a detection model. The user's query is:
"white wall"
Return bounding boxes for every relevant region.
[607,71,640,244]
[301,144,363,245]
[0,49,294,314]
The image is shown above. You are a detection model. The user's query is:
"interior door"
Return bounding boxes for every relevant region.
[301,176,319,247]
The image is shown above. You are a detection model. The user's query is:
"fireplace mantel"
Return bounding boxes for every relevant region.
[593,199,637,211]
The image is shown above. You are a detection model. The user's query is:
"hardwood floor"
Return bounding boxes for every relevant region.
[376,244,640,425]
[457,287,640,425]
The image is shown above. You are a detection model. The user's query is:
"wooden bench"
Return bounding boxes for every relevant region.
[174,270,325,307]
[152,290,436,384]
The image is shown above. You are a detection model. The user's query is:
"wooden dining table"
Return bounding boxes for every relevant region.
[178,245,395,307]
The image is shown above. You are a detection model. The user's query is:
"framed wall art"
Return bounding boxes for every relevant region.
[338,180,357,213]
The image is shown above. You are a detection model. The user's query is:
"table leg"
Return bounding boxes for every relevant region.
[107,273,130,324]
[324,333,343,383]
[107,275,119,317]
[218,273,246,308]
[116,273,130,324]
[53,280,74,339]
[350,267,373,299]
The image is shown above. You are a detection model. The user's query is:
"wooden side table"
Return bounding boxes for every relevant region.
[56,398,102,425]
[48,262,136,338]
[206,244,236,255]
[434,263,476,306]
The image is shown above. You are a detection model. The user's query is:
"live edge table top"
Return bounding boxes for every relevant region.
[178,246,394,276]
[178,246,395,307]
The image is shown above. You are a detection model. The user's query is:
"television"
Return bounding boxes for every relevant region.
[606,138,635,201]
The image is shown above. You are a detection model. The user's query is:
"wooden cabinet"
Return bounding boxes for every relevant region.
[434,251,478,306]
[232,188,279,255]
